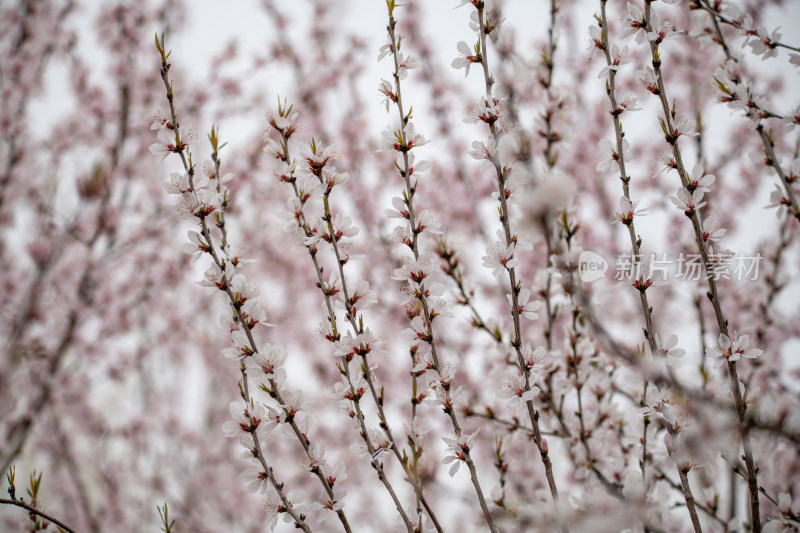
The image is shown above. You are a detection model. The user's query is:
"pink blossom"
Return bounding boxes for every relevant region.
[597,138,630,174]
[162,171,196,195]
[617,94,642,114]
[334,328,384,358]
[264,137,287,160]
[199,159,233,184]
[222,400,266,437]
[497,373,539,408]
[451,40,481,77]
[310,489,347,524]
[415,210,442,235]
[646,13,678,44]
[325,213,359,242]
[198,262,232,290]
[321,169,349,192]
[149,125,198,161]
[468,138,496,160]
[687,163,716,193]
[397,53,420,80]
[151,106,173,130]
[655,334,685,366]
[263,488,301,531]
[706,333,763,364]
[442,429,480,477]
[392,256,438,285]
[399,315,430,348]
[482,239,518,276]
[245,343,287,378]
[380,121,430,152]
[385,196,409,219]
[636,69,659,94]
[521,343,547,370]
[670,187,706,215]
[241,467,269,494]
[620,3,647,43]
[266,109,299,136]
[321,461,347,488]
[701,216,727,243]
[378,79,397,112]
[586,24,604,58]
[435,361,457,388]
[348,280,377,314]
[766,184,791,218]
[180,230,209,261]
[784,104,800,132]
[223,329,255,359]
[613,196,646,225]
[174,189,223,219]
[747,27,781,59]
[403,152,430,177]
[465,97,509,131]
[597,44,632,79]
[301,142,340,172]
[331,375,365,401]
[670,115,699,139]
[230,274,259,306]
[280,391,309,419]
[377,37,395,61]
[508,288,543,320]
[353,429,392,461]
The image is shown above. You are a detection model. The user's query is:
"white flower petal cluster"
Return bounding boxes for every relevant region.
[497,372,539,408]
[442,429,480,477]
[706,332,763,365]
[482,232,518,276]
[670,187,706,215]
[452,40,480,77]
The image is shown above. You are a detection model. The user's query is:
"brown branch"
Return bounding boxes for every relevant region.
[0,497,76,533]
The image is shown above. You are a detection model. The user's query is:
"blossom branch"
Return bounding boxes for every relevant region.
[0,497,75,533]
[436,238,503,344]
[654,465,728,528]
[640,4,763,528]
[3,468,76,533]
[467,2,564,524]
[302,145,415,531]
[1,9,134,470]
[538,0,565,358]
[384,3,498,530]
[692,0,800,54]
[267,104,435,532]
[596,3,665,503]
[154,35,314,532]
[442,230,625,499]
[697,3,800,220]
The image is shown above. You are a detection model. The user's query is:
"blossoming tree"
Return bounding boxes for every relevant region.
[2,0,799,532]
